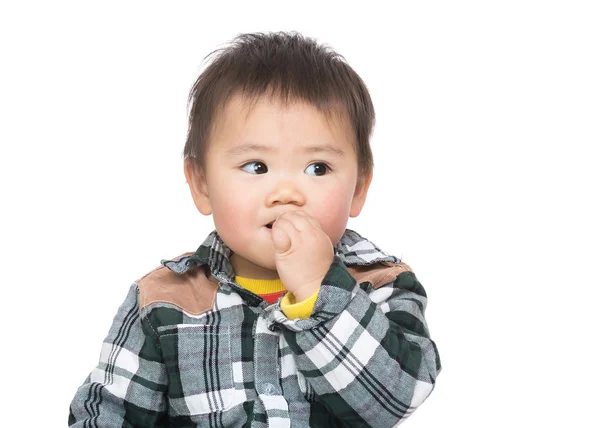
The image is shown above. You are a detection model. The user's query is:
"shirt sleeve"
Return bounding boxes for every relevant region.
[269,256,442,427]
[68,284,169,427]
[280,288,319,320]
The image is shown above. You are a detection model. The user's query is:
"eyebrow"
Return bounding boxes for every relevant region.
[225,143,345,157]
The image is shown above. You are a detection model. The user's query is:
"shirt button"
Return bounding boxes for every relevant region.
[262,383,277,395]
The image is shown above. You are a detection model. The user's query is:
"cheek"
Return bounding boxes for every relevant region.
[312,189,353,243]
[210,184,257,232]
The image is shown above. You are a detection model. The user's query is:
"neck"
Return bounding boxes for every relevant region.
[230,253,279,280]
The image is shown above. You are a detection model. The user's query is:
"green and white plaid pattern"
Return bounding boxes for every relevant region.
[69,229,441,427]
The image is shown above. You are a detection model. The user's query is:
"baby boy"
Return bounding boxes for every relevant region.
[69,31,441,427]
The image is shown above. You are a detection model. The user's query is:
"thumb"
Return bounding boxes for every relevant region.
[272,227,292,254]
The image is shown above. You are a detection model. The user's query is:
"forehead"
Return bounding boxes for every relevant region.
[208,93,356,155]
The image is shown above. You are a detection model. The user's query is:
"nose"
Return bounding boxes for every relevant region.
[265,180,305,207]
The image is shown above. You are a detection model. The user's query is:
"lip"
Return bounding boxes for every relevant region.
[263,211,302,229]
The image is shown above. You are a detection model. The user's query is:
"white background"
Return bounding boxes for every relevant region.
[1,1,598,426]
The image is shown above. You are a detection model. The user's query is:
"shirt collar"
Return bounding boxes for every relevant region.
[160,228,400,280]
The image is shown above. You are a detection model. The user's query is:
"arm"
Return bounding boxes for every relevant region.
[68,284,169,427]
[272,257,441,428]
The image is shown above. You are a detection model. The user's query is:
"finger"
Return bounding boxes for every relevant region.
[272,215,301,247]
[272,225,292,254]
[275,213,301,233]
[290,211,322,230]
[298,212,322,229]
[285,211,315,231]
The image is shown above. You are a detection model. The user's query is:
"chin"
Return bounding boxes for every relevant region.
[244,250,277,271]
[260,258,277,271]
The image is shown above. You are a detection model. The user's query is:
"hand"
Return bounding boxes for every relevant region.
[271,211,334,301]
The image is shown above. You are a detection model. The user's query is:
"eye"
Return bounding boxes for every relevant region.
[241,161,268,174]
[305,162,330,176]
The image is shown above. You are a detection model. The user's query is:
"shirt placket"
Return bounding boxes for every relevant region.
[253,313,290,428]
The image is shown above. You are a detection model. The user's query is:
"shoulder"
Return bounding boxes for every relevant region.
[135,252,219,315]
[346,261,414,290]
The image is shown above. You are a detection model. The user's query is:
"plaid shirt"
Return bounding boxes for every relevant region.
[69,229,441,427]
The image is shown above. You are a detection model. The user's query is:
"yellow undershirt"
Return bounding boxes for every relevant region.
[234,276,319,320]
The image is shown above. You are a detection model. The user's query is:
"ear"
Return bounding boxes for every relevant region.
[349,171,373,218]
[183,158,212,216]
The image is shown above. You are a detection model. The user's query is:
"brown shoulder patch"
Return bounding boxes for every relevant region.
[347,261,413,289]
[136,253,219,316]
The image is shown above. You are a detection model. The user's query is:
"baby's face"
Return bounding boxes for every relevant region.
[187,94,370,278]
